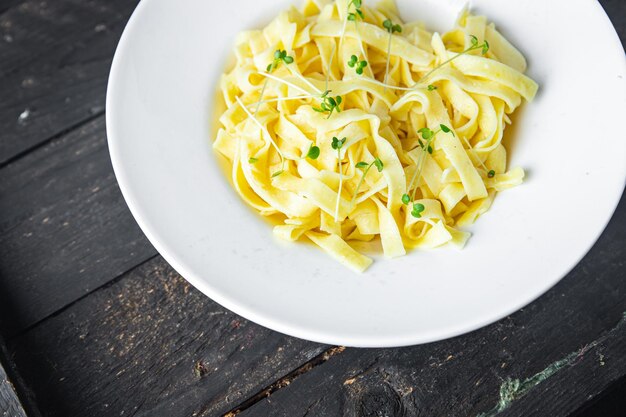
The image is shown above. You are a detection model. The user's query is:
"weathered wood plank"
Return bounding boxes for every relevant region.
[0,362,27,417]
[236,193,626,417]
[0,0,138,165]
[0,115,156,336]
[8,257,327,417]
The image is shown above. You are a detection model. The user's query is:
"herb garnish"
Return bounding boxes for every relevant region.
[411,203,425,218]
[382,19,402,89]
[255,49,294,117]
[312,90,343,118]
[415,34,489,86]
[236,96,286,178]
[348,54,368,75]
[306,144,320,160]
[351,158,383,207]
[331,136,347,221]
[403,124,455,213]
[347,0,364,21]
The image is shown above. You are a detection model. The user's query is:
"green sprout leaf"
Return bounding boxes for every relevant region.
[418,127,433,140]
[271,170,284,178]
[427,84,437,91]
[314,90,342,118]
[347,0,363,22]
[351,156,385,208]
[411,202,425,218]
[373,158,384,172]
[382,19,402,34]
[470,35,478,46]
[266,50,294,74]
[488,169,495,178]
[331,136,347,150]
[348,55,358,67]
[440,123,455,137]
[482,40,490,55]
[306,145,320,160]
[248,157,258,164]
[402,193,410,205]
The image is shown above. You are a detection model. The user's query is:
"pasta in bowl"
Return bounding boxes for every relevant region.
[213,0,538,272]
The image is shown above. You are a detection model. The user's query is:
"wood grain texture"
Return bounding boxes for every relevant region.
[0,116,156,336]
[8,256,328,417]
[236,193,626,417]
[0,0,138,165]
[0,362,27,417]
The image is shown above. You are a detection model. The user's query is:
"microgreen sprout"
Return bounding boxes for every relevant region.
[382,19,402,89]
[255,49,294,117]
[327,0,365,91]
[404,124,455,204]
[351,158,383,207]
[460,135,494,179]
[348,55,368,75]
[415,34,489,87]
[305,144,320,160]
[417,137,433,154]
[347,0,364,21]
[383,19,402,34]
[312,90,343,118]
[331,136,346,150]
[248,157,258,164]
[331,136,347,221]
[235,96,285,178]
[411,202,425,218]
[267,49,294,72]
[427,84,437,91]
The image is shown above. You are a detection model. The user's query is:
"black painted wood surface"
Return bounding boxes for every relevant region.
[0,0,624,416]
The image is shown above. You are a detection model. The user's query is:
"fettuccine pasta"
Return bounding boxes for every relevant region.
[213,0,538,272]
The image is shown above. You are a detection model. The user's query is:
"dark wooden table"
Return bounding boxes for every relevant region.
[0,1,624,416]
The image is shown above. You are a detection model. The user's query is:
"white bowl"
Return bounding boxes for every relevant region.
[107,0,626,347]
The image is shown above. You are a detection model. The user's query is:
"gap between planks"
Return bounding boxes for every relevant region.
[8,254,160,341]
[217,346,347,417]
[0,110,105,170]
